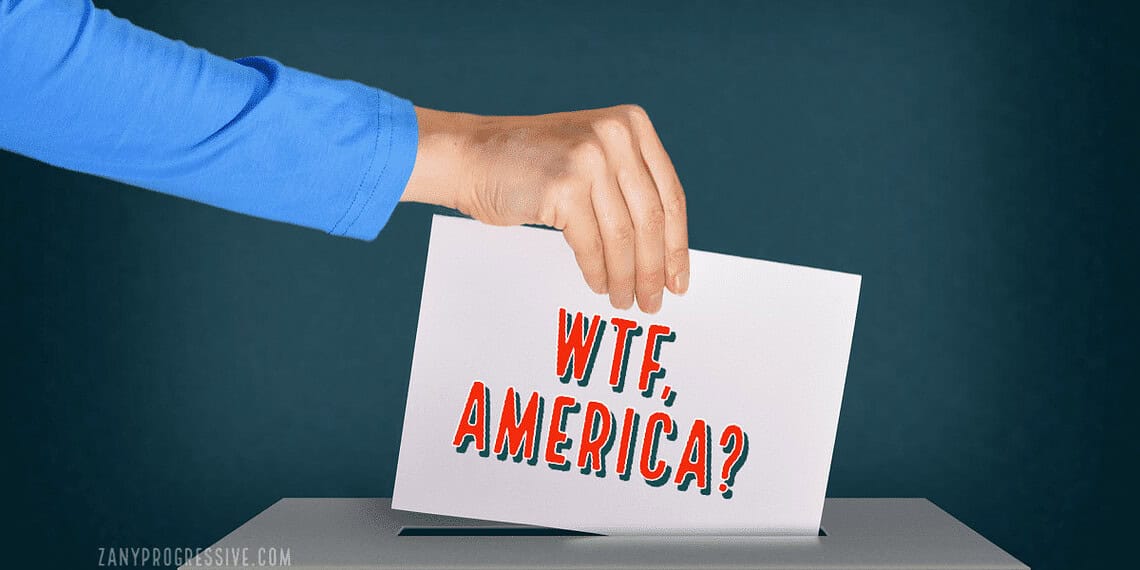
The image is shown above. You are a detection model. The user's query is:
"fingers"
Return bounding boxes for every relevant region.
[630,108,690,296]
[591,173,638,311]
[574,141,638,310]
[559,187,609,295]
[597,114,668,313]
[551,104,687,313]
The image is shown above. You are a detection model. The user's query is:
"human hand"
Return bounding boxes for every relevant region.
[401,105,689,314]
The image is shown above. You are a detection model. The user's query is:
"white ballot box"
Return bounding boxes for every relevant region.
[181,497,1028,569]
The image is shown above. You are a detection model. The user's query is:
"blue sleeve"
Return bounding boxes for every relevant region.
[0,0,418,240]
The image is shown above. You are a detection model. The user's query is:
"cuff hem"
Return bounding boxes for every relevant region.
[331,91,419,241]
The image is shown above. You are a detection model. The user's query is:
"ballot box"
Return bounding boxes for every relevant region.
[181,498,1027,569]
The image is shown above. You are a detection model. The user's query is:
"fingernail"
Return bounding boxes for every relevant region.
[646,291,662,314]
[611,293,634,311]
[674,270,689,295]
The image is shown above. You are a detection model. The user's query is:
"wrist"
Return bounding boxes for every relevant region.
[401,106,479,210]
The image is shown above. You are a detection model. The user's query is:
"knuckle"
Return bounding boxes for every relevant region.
[637,257,666,282]
[641,206,666,235]
[611,273,636,296]
[579,234,605,259]
[594,117,631,145]
[609,221,636,246]
[621,104,649,123]
[570,140,606,169]
[663,189,687,214]
[667,247,689,269]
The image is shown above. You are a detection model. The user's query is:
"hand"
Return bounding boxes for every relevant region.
[401,104,689,314]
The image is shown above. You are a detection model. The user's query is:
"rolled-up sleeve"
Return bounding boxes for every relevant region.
[0,0,418,240]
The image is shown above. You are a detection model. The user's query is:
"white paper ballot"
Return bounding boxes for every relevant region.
[393,215,861,535]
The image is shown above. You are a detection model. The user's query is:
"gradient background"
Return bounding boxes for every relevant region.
[2,1,1134,568]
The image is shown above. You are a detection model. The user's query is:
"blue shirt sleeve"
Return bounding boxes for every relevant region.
[0,0,418,240]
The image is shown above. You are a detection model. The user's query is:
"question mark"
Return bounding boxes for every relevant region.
[718,425,749,499]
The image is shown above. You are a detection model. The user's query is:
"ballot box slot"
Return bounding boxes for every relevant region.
[398,526,827,537]
[399,526,598,537]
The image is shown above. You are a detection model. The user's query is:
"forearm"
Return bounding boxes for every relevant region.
[401,107,473,212]
[0,0,417,240]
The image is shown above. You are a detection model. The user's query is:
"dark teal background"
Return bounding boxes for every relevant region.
[2,1,1134,568]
